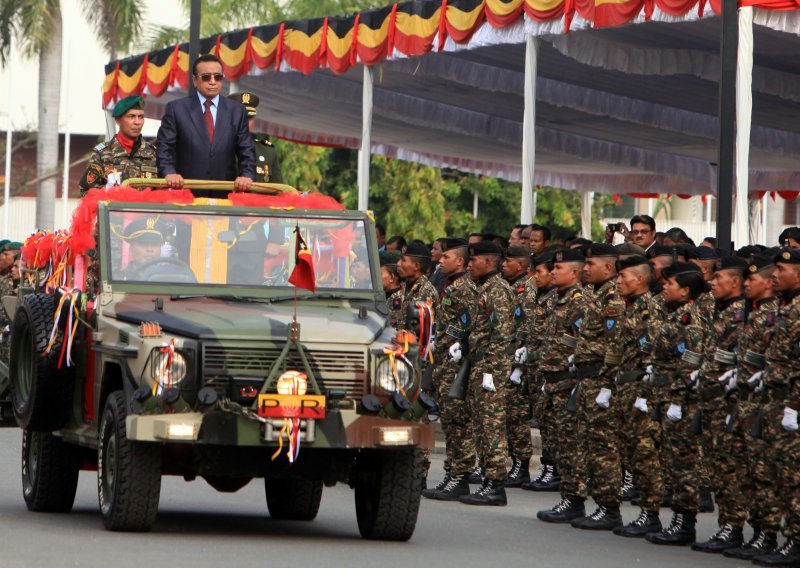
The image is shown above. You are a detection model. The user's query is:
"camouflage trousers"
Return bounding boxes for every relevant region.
[577,380,621,506]
[531,374,556,466]
[738,400,778,530]
[617,383,663,511]
[759,401,800,537]
[505,372,533,462]
[547,380,587,499]
[467,366,508,481]
[433,364,476,476]
[701,403,748,527]
[660,400,701,512]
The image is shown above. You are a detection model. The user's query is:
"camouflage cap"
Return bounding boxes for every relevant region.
[774,247,800,265]
[112,95,145,118]
[227,91,259,117]
[124,216,166,245]
[504,244,531,258]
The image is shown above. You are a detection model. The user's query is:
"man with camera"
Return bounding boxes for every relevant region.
[606,215,657,254]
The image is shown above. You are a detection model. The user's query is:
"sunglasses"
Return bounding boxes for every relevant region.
[196,73,224,82]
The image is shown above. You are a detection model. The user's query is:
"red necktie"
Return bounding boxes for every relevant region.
[203,99,214,143]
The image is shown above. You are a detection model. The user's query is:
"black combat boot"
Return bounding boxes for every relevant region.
[753,538,800,566]
[432,474,470,501]
[614,508,662,537]
[537,497,585,523]
[467,465,484,484]
[698,486,714,513]
[523,462,549,490]
[691,523,744,552]
[620,471,640,502]
[572,504,623,530]
[723,530,778,559]
[505,457,530,488]
[530,465,561,492]
[645,509,697,546]
[422,474,453,499]
[458,478,507,506]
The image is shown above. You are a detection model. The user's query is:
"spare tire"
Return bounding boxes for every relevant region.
[9,293,75,431]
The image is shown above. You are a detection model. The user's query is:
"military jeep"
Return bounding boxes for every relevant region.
[7,183,433,541]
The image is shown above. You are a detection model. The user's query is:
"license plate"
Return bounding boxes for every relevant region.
[257,394,326,419]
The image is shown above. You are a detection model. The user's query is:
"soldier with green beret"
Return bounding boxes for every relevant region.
[79,94,158,195]
[227,91,283,184]
[0,241,21,274]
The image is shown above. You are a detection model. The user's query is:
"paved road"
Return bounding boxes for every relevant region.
[0,427,743,568]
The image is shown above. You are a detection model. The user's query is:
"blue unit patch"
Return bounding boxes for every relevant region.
[638,336,647,347]
[676,341,686,354]
[573,317,584,330]
[460,312,469,325]
[515,306,523,318]
[605,319,616,331]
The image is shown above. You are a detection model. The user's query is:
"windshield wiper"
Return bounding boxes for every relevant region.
[169,294,262,303]
[266,292,363,303]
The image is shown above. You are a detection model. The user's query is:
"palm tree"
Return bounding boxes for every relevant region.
[0,0,143,230]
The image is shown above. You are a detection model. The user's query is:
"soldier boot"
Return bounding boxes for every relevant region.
[458,478,507,506]
[645,510,696,546]
[691,524,743,553]
[571,504,623,531]
[753,539,800,567]
[432,475,470,501]
[620,471,640,502]
[537,497,585,524]
[614,508,662,538]
[528,465,561,492]
[422,474,454,499]
[505,456,530,488]
[723,530,778,560]
[467,465,484,485]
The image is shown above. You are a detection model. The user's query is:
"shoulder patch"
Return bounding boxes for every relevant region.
[603,307,621,317]
[766,311,776,326]
[93,141,111,152]
[676,341,686,354]
[515,306,523,318]
[573,317,584,330]
[733,308,745,323]
[680,313,692,325]
[605,318,616,331]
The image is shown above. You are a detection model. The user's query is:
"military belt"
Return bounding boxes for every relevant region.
[701,383,725,402]
[714,349,737,366]
[560,335,579,349]
[616,371,643,386]
[542,370,574,383]
[651,374,670,387]
[742,349,766,370]
[576,364,602,379]
[603,353,622,366]
[681,349,703,367]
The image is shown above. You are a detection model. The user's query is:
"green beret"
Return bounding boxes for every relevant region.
[2,241,22,252]
[227,91,259,117]
[113,95,144,118]
[0,240,9,250]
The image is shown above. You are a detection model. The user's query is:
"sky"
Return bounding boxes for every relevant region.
[0,0,186,138]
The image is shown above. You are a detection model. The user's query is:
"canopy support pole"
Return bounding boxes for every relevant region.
[473,191,479,220]
[188,0,201,98]
[735,6,753,247]
[715,0,738,252]
[581,192,593,239]
[3,42,13,238]
[521,35,538,224]
[358,65,373,211]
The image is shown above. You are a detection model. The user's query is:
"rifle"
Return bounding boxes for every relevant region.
[689,408,703,435]
[447,338,471,401]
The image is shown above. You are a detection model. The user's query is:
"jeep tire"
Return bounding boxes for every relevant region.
[265,477,323,520]
[353,448,423,541]
[10,293,75,431]
[98,391,162,531]
[21,429,80,512]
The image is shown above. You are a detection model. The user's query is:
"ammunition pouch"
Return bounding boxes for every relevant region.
[639,340,653,354]
[681,349,703,367]
[560,335,578,349]
[544,375,576,395]
[616,371,643,386]
[714,348,737,366]
[743,349,766,370]
[603,353,622,366]
[576,364,601,379]
[701,383,725,403]
[445,325,465,340]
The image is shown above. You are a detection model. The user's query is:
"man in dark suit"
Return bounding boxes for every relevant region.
[156,54,256,194]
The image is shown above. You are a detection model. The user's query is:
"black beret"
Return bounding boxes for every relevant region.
[469,241,503,257]
[227,91,260,116]
[715,256,748,272]
[616,255,649,272]
[553,248,585,264]
[747,254,774,274]
[379,251,401,267]
[647,245,677,259]
[441,237,468,251]
[686,246,719,261]
[504,245,531,258]
[774,247,800,265]
[585,243,619,258]
[736,245,764,259]
[662,261,702,279]
[532,252,554,267]
[570,238,593,247]
[615,243,645,258]
[112,95,144,118]
[403,242,431,259]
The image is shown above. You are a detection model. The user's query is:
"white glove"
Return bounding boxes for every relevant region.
[641,364,654,384]
[105,170,121,188]
[782,407,798,432]
[541,381,547,395]
[667,403,683,422]
[509,368,523,385]
[595,387,612,409]
[482,373,496,392]
[161,242,174,257]
[514,346,528,365]
[634,397,648,414]
[567,354,576,373]
[448,342,462,363]
[748,371,764,392]
[718,368,737,389]
[689,370,700,391]
[428,339,436,353]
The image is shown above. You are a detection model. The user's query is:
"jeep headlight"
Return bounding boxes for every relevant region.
[150,348,188,386]
[375,356,415,395]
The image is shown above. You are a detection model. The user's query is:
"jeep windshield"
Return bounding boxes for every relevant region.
[102,206,376,292]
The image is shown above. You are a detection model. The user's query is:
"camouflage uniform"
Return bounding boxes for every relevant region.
[652,300,706,512]
[467,271,514,481]
[759,287,800,539]
[396,275,438,333]
[527,287,558,468]
[736,296,779,532]
[698,295,747,529]
[613,291,664,512]
[78,136,158,195]
[252,134,283,183]
[0,272,17,362]
[537,284,590,499]
[386,287,403,329]
[506,274,536,465]
[433,272,478,476]
[574,278,626,507]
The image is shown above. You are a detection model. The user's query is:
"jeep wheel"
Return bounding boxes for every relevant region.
[10,293,75,431]
[265,478,323,520]
[21,429,80,512]
[98,391,162,531]
[353,449,423,541]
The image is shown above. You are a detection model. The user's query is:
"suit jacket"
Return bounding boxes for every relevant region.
[156,95,256,187]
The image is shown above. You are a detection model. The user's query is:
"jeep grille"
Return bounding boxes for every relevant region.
[202,344,368,401]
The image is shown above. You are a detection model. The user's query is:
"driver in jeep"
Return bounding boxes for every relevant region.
[119,216,168,280]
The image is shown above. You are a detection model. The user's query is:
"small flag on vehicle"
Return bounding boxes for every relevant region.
[288,226,316,293]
